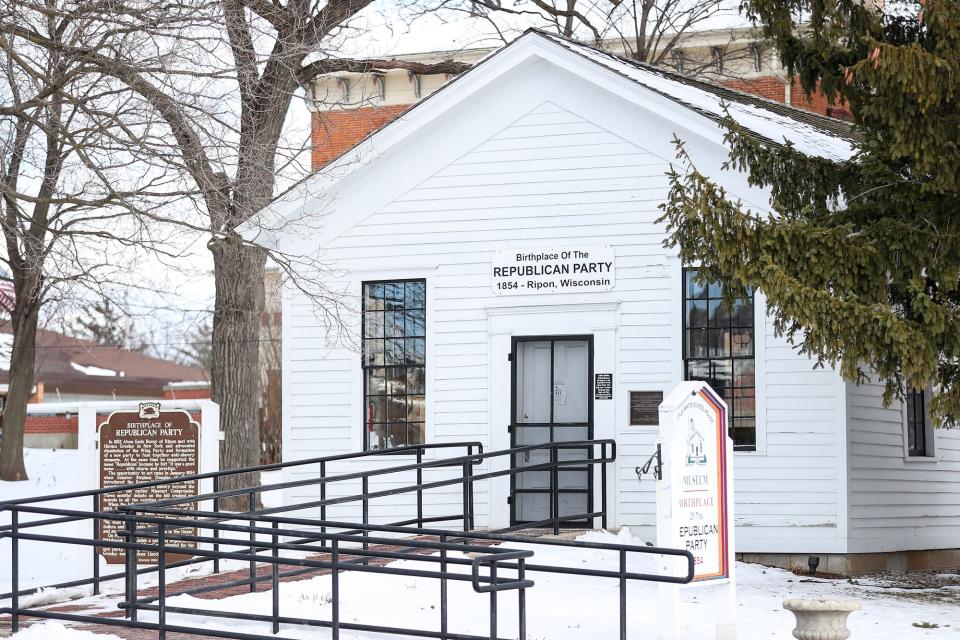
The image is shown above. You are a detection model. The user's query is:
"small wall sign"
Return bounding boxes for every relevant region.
[594,373,613,400]
[491,246,615,295]
[629,391,663,426]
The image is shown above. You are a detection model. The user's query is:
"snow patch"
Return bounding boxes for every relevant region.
[69,361,117,376]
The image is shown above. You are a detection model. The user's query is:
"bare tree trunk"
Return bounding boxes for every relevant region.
[0,302,39,481]
[210,233,266,511]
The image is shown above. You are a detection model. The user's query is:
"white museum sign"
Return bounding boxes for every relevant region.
[491,246,615,295]
[656,381,736,639]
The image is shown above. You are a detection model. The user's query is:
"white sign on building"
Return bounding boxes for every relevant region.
[491,246,615,295]
[656,381,736,640]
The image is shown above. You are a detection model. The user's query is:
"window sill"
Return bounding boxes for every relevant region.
[903,455,938,463]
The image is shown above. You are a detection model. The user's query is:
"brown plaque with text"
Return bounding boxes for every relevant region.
[629,391,664,426]
[98,403,200,564]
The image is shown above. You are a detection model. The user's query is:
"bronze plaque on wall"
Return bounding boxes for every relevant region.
[629,391,664,426]
[98,403,200,564]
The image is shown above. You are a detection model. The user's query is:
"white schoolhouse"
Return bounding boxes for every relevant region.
[249,30,960,572]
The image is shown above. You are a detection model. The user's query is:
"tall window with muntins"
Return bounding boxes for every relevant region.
[362,280,426,450]
[906,388,928,457]
[683,269,756,450]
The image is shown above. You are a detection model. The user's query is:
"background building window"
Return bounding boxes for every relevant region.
[362,280,426,450]
[906,388,929,457]
[683,269,756,450]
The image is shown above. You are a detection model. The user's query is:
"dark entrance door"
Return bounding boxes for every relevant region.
[510,335,593,527]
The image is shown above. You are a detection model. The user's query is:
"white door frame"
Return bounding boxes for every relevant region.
[486,302,619,529]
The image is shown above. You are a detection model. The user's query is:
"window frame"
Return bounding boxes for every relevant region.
[361,278,427,452]
[903,385,936,460]
[681,267,757,452]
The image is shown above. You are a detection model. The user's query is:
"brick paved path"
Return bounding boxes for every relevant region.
[1,536,483,639]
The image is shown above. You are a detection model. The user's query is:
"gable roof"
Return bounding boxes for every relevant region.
[535,30,855,158]
[245,29,857,244]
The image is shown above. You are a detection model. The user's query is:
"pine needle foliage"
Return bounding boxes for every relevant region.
[659,0,960,423]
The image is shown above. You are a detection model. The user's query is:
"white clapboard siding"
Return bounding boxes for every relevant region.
[846,381,960,552]
[281,98,851,552]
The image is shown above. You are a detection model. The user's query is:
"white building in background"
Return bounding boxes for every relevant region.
[248,31,959,574]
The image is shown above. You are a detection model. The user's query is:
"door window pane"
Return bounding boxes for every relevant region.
[553,340,589,424]
[362,280,426,450]
[516,341,552,423]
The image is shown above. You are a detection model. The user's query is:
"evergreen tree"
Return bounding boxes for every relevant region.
[659,1,960,421]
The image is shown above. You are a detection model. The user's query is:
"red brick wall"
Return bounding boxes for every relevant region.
[724,76,848,118]
[311,105,411,170]
[723,76,788,103]
[309,75,850,171]
[25,414,79,434]
[163,387,211,400]
[23,409,205,435]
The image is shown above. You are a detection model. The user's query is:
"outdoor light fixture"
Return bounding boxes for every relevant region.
[808,555,820,575]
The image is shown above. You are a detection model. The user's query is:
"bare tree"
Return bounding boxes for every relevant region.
[3,0,468,502]
[0,1,183,479]
[430,0,752,75]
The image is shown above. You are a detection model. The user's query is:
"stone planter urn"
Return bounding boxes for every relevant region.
[783,599,861,640]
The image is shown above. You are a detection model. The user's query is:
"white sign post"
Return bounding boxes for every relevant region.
[656,381,736,640]
[491,246,615,295]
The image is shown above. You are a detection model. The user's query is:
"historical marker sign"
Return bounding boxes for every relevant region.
[98,402,200,564]
[491,246,615,295]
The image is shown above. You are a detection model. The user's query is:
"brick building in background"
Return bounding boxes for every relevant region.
[307,27,849,171]
[0,325,208,448]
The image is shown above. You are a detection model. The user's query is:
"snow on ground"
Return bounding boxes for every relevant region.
[120,528,959,640]
[1,448,286,596]
[14,529,951,640]
[5,449,960,639]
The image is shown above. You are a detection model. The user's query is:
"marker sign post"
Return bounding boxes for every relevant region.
[656,381,736,640]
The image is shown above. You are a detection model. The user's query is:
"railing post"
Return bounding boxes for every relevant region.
[331,539,340,640]
[361,476,369,565]
[11,508,19,633]
[126,516,138,622]
[489,562,498,640]
[439,534,448,640]
[212,475,220,574]
[518,557,527,640]
[320,461,327,535]
[92,494,100,595]
[272,521,280,634]
[466,453,475,531]
[416,447,423,528]
[461,460,470,532]
[248,491,257,593]
[158,522,166,640]
[551,444,560,535]
[601,443,608,530]
[619,548,627,640]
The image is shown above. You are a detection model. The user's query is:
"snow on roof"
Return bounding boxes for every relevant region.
[70,361,117,377]
[536,30,856,162]
[245,30,858,244]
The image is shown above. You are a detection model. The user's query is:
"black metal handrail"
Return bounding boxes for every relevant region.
[0,440,484,509]
[0,437,694,640]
